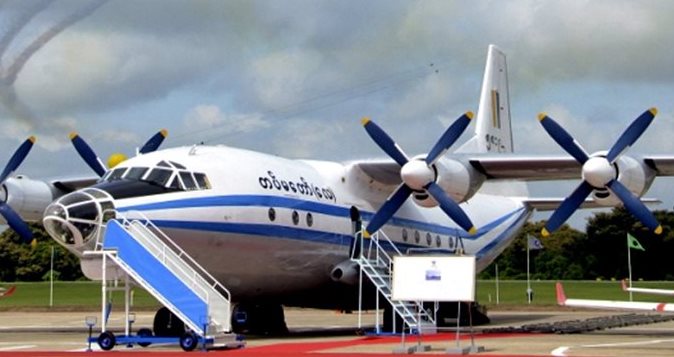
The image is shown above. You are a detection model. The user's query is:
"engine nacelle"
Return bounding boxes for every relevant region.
[0,176,58,223]
[330,260,360,285]
[592,155,656,206]
[412,157,485,208]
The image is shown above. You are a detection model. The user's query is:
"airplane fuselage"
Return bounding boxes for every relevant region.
[45,144,532,309]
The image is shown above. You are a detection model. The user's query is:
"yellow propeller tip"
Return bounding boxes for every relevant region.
[363,230,371,239]
[28,136,36,143]
[160,129,168,137]
[360,117,371,126]
[68,132,79,140]
[537,113,547,121]
[466,111,474,120]
[468,227,477,235]
[655,225,663,235]
[649,107,658,116]
[541,228,550,237]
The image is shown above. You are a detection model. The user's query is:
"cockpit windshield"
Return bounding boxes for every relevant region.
[100,160,210,191]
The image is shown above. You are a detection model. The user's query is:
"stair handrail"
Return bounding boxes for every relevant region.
[120,210,231,303]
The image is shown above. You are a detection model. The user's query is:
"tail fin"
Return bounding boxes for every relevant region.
[456,45,513,154]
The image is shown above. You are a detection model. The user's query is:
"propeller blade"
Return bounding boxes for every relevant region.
[0,202,32,242]
[364,184,413,236]
[426,182,476,234]
[361,117,409,166]
[606,108,657,163]
[139,129,168,154]
[542,181,594,236]
[538,113,589,164]
[607,179,662,234]
[425,112,473,165]
[69,132,106,177]
[0,136,35,184]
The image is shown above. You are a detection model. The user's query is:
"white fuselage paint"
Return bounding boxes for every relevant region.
[60,145,533,306]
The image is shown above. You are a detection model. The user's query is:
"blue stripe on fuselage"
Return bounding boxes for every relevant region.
[119,194,522,239]
[119,194,530,258]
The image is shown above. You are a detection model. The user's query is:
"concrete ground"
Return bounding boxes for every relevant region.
[1,307,674,355]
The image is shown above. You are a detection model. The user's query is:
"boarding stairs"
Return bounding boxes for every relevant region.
[90,214,233,345]
[352,230,436,334]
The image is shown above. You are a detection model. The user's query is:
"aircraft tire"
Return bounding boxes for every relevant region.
[231,303,288,335]
[152,307,185,337]
[137,328,153,347]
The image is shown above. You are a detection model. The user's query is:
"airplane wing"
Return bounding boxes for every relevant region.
[355,155,674,184]
[50,176,99,193]
[556,282,674,312]
[621,279,674,297]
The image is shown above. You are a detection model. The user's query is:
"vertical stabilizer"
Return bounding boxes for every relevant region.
[456,45,513,154]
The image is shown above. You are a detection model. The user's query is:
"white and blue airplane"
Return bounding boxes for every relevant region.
[1,45,672,333]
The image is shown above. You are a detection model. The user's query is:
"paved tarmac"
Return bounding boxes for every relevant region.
[1,307,674,355]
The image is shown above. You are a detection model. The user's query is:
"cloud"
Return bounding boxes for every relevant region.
[183,104,270,137]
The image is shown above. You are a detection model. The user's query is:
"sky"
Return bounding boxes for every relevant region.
[2,0,674,230]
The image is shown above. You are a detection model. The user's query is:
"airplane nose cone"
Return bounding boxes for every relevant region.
[582,157,615,188]
[43,188,115,253]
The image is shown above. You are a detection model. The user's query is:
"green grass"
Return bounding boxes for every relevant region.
[0,281,160,310]
[2,280,674,310]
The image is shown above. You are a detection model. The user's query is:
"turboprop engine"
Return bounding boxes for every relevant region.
[538,108,662,236]
[361,112,484,235]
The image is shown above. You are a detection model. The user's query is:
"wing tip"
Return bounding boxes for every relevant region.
[556,281,567,305]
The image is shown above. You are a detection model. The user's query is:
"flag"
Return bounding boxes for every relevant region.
[528,236,544,250]
[627,233,645,251]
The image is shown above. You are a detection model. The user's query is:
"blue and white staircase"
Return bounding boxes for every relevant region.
[99,217,232,340]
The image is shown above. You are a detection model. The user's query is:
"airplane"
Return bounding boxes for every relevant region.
[556,281,674,312]
[1,44,673,335]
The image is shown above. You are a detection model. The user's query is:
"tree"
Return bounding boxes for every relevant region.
[0,224,83,282]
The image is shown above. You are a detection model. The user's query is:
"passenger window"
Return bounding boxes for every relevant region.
[145,168,173,186]
[179,172,197,190]
[125,167,148,180]
[194,173,211,189]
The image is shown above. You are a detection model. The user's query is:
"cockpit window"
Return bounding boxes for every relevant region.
[179,171,197,190]
[125,167,148,180]
[99,160,211,195]
[107,168,127,181]
[145,168,173,186]
[170,161,186,169]
[194,173,211,189]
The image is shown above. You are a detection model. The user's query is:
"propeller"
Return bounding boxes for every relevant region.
[70,129,168,177]
[0,137,36,243]
[362,112,476,237]
[538,108,661,236]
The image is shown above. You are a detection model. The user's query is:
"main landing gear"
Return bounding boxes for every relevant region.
[231,303,289,335]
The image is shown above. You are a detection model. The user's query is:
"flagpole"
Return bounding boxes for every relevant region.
[526,236,531,304]
[627,236,633,301]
